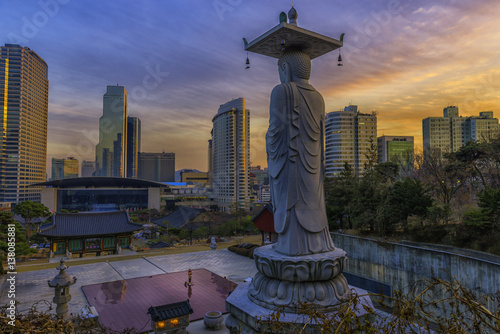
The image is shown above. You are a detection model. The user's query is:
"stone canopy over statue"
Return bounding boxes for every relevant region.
[245,7,342,256]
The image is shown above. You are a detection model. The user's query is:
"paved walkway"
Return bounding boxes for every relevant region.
[0,249,257,333]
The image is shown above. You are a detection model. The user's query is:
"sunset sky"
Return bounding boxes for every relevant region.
[1,0,500,174]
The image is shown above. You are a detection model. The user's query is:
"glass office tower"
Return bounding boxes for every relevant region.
[95,85,128,177]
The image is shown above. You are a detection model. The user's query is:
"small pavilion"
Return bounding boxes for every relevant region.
[251,204,277,245]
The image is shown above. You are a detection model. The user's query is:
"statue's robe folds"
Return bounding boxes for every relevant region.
[267,81,335,256]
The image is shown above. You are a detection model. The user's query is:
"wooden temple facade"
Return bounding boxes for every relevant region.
[39,211,142,257]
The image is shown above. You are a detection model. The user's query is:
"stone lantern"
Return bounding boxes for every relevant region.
[47,258,77,319]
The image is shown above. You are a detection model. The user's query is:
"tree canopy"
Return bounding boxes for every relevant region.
[12,201,50,241]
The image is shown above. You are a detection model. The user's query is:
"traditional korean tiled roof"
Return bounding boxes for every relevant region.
[39,211,142,237]
[14,214,49,229]
[252,203,273,222]
[147,299,193,321]
[152,206,204,229]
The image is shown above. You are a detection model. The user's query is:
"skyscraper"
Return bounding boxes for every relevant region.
[126,116,141,178]
[81,160,95,177]
[211,98,250,211]
[325,105,377,177]
[0,44,49,203]
[95,85,128,177]
[423,106,500,157]
[207,139,213,185]
[52,157,79,180]
[138,152,175,182]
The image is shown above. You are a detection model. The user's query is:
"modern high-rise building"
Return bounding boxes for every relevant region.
[0,44,49,203]
[138,152,175,182]
[52,157,79,180]
[126,116,141,178]
[423,106,500,156]
[81,160,95,177]
[211,97,250,211]
[207,139,213,186]
[325,105,377,177]
[377,136,414,163]
[95,85,128,177]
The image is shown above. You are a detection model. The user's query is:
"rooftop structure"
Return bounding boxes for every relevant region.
[152,205,205,229]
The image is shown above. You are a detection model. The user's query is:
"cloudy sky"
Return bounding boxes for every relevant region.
[1,0,500,174]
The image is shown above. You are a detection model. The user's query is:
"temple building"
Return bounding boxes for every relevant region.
[39,211,141,256]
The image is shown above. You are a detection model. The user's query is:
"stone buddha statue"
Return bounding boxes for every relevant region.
[267,49,335,256]
[228,9,354,318]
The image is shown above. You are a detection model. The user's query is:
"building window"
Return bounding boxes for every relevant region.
[85,238,101,251]
[69,239,83,251]
[103,236,116,249]
[118,237,129,247]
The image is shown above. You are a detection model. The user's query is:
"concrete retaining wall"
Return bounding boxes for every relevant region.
[331,233,500,310]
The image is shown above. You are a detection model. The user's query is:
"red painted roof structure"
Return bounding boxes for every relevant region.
[252,204,275,233]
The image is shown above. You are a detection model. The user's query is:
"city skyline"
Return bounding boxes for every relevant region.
[1,1,500,172]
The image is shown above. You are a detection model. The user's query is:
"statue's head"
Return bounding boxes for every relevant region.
[277,49,311,83]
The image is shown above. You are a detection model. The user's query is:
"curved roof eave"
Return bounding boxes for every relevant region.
[30,177,169,189]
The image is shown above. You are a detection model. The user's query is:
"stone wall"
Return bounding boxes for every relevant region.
[331,233,500,310]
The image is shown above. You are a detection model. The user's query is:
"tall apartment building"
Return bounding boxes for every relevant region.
[211,98,250,211]
[0,44,49,203]
[423,106,500,156]
[138,152,175,182]
[52,157,79,180]
[81,160,95,177]
[95,85,128,177]
[325,105,377,177]
[377,136,414,163]
[126,116,141,178]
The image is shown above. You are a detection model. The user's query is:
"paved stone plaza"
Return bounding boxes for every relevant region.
[0,249,257,333]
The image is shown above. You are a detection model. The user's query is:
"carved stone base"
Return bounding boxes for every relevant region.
[248,272,349,312]
[226,283,374,333]
[247,245,350,312]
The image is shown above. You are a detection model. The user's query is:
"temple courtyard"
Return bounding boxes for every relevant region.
[0,249,259,333]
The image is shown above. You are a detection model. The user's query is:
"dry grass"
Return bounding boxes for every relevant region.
[12,235,261,273]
